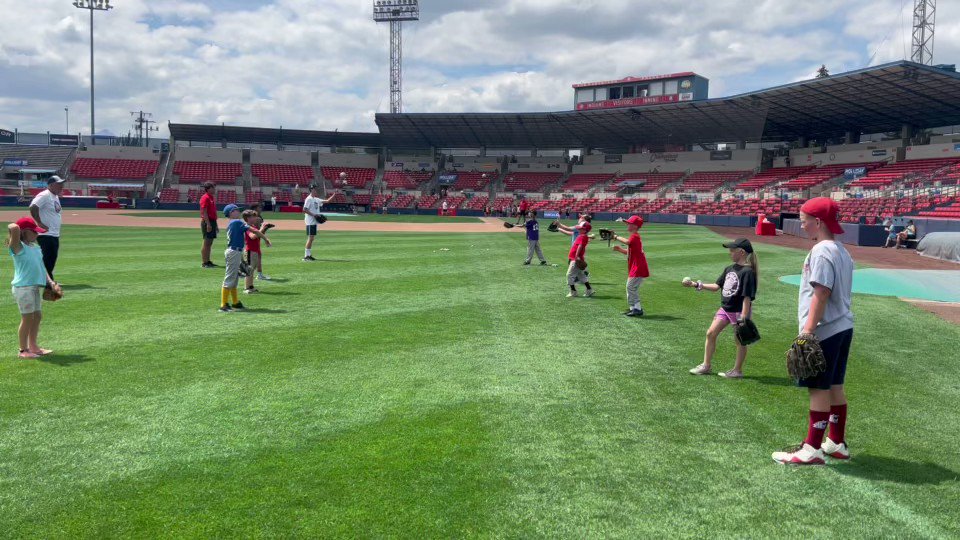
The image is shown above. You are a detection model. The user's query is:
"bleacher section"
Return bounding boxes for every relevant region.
[174,161,242,184]
[215,190,238,205]
[779,162,882,191]
[321,166,376,189]
[387,194,415,208]
[245,191,264,205]
[610,198,673,214]
[452,171,491,191]
[492,197,515,211]
[371,194,391,208]
[251,164,313,186]
[353,194,371,206]
[464,196,489,211]
[503,172,562,192]
[0,145,75,174]
[613,172,684,192]
[918,200,960,218]
[71,157,159,180]
[383,171,432,189]
[848,158,960,189]
[417,195,439,208]
[735,166,814,190]
[679,171,751,192]
[561,173,614,192]
[158,188,180,203]
[837,195,949,221]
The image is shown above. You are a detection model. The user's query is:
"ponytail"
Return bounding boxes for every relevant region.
[745,251,759,281]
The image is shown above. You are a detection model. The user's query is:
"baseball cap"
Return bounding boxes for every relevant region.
[308,183,318,190]
[722,237,754,253]
[223,204,240,218]
[47,175,66,184]
[624,215,644,227]
[800,197,844,234]
[15,217,46,234]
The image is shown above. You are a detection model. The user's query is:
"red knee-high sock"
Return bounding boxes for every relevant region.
[804,410,831,449]
[828,404,848,444]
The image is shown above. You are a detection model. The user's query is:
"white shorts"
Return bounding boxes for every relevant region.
[12,286,42,314]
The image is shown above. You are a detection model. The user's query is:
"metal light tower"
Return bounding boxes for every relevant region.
[72,0,114,143]
[911,0,936,65]
[373,0,419,113]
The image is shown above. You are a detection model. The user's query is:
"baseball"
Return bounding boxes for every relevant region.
[682,276,692,285]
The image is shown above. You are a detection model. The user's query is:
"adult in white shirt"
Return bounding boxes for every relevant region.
[441,200,448,216]
[29,175,65,280]
[302,184,335,261]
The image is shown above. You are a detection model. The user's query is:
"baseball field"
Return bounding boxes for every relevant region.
[0,215,957,537]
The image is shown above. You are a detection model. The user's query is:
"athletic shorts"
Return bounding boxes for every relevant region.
[798,329,853,390]
[715,309,742,325]
[12,286,42,314]
[201,220,218,240]
[306,224,317,236]
[245,250,261,269]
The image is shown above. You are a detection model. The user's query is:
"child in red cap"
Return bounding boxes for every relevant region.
[7,217,60,358]
[611,215,649,316]
[773,197,855,465]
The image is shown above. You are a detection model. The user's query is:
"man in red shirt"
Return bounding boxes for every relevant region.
[516,198,530,224]
[199,182,218,268]
[556,216,594,297]
[612,215,650,316]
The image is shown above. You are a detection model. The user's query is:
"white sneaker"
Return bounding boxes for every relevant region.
[772,443,826,465]
[566,291,578,298]
[257,273,271,281]
[583,289,595,297]
[821,439,850,460]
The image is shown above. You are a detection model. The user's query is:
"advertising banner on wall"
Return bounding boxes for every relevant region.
[437,174,457,185]
[843,167,867,180]
[0,129,14,144]
[49,134,79,146]
[710,150,733,161]
[604,154,623,164]
[576,94,682,111]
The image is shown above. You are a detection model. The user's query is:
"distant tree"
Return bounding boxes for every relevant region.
[816,64,830,78]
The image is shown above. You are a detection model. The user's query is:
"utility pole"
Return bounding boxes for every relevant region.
[131,110,158,146]
[73,0,114,144]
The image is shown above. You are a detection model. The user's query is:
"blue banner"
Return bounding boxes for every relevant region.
[3,158,27,167]
[843,166,867,180]
[437,174,457,185]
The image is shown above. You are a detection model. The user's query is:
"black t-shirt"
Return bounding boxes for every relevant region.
[715,264,757,313]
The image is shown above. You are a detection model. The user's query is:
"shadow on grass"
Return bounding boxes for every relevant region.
[261,277,289,283]
[833,455,959,485]
[638,314,683,321]
[260,291,300,296]
[60,284,103,291]
[311,259,354,263]
[38,354,93,367]
[239,308,288,314]
[742,375,794,387]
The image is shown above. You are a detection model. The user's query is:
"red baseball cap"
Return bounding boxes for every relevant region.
[624,215,644,227]
[800,197,844,234]
[15,217,46,234]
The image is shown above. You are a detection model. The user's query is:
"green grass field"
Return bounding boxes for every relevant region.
[0,222,957,537]
[119,211,485,223]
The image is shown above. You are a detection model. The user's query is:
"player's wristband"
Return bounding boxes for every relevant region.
[695,281,703,291]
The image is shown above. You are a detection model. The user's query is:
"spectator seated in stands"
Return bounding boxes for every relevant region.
[882,218,897,248]
[895,220,917,249]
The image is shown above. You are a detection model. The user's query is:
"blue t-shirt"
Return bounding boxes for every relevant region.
[226,219,249,250]
[525,219,539,241]
[10,243,47,287]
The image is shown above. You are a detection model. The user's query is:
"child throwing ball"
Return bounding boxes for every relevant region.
[610,215,649,316]
[683,238,758,378]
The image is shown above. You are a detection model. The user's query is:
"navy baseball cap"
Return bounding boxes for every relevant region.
[223,204,240,217]
[47,175,66,184]
[722,238,754,253]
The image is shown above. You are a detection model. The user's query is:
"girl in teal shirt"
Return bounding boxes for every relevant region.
[8,217,59,358]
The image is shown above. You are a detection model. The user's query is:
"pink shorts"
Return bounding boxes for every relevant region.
[715,309,741,325]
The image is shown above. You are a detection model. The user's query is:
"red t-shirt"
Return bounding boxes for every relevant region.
[568,235,589,261]
[519,200,529,212]
[200,193,216,221]
[627,233,650,278]
[245,229,261,253]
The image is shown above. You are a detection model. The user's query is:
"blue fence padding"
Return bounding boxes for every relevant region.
[783,219,888,246]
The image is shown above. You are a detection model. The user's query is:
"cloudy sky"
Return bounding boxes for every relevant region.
[2,0,959,138]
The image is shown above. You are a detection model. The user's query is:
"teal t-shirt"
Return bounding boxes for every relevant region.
[10,243,47,287]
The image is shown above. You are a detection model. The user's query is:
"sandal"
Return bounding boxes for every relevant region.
[689,364,712,375]
[18,350,39,359]
[29,348,53,356]
[719,370,743,379]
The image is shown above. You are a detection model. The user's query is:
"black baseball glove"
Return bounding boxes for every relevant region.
[547,220,560,232]
[735,319,761,346]
[317,214,327,224]
[599,228,615,241]
[263,223,276,231]
[239,261,251,278]
[503,222,515,229]
[786,333,826,379]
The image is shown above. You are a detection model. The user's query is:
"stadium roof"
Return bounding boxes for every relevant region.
[168,123,381,148]
[375,61,960,150]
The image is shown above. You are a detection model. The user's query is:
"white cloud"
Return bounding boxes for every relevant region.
[1,0,957,140]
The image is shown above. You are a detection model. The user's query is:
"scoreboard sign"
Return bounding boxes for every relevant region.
[576,93,694,111]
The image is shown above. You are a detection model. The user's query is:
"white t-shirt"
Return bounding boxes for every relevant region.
[30,189,62,237]
[798,240,854,340]
[303,195,323,225]
[441,201,448,210]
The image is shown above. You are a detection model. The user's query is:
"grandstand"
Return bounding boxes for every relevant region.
[560,173,614,192]
[503,172,562,192]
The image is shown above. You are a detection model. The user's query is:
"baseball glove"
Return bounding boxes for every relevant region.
[735,319,761,346]
[263,223,276,231]
[599,228,615,241]
[786,333,827,380]
[43,283,63,302]
[503,222,515,229]
[317,214,327,225]
[575,259,588,270]
[547,220,560,233]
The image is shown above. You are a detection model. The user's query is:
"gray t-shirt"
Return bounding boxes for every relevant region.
[798,240,854,340]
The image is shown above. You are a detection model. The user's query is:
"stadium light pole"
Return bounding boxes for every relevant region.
[73,0,113,144]
[372,0,419,113]
[911,0,936,65]
[65,107,69,134]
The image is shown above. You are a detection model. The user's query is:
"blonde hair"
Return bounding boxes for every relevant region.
[744,251,759,281]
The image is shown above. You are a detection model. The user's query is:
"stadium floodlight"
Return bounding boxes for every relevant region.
[911,0,936,65]
[73,0,114,144]
[372,0,419,113]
